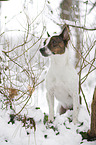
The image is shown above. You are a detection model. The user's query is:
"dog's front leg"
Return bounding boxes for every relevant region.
[73,93,79,124]
[46,89,54,122]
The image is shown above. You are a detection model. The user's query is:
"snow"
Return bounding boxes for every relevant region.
[0,105,96,145]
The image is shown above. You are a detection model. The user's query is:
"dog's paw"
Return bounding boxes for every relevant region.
[73,117,78,125]
[48,115,54,123]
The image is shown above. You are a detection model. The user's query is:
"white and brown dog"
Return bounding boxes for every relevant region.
[40,25,79,124]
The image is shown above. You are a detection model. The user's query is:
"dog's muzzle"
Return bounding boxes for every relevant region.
[40,47,53,57]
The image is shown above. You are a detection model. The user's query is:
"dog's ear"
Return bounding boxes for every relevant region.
[60,25,70,41]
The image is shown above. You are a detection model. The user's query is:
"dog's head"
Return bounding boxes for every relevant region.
[40,25,70,57]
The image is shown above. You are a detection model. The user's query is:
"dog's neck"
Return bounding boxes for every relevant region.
[50,48,70,66]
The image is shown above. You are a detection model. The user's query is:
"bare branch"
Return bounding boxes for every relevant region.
[48,18,96,31]
[81,87,90,116]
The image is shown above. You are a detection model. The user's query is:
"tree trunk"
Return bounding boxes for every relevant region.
[60,0,72,21]
[88,87,96,139]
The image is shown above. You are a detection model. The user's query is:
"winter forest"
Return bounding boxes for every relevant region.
[0,0,96,145]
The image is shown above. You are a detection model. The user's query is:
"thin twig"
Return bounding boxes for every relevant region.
[71,41,96,71]
[81,87,90,116]
[11,32,44,61]
[15,87,35,115]
[2,52,29,75]
[81,58,96,84]
[48,18,96,31]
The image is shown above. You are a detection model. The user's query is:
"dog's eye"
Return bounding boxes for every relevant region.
[51,40,57,47]
[52,40,56,44]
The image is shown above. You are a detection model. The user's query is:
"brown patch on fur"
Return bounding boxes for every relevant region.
[48,36,65,55]
[59,105,67,115]
[59,105,73,115]
[47,24,70,55]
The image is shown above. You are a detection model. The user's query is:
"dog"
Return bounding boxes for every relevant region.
[40,25,79,124]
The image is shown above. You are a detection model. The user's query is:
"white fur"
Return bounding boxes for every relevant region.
[46,48,79,124]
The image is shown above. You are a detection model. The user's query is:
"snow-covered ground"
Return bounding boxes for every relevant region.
[0,104,96,145]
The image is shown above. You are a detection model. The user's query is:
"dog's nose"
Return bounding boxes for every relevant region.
[39,47,47,57]
[39,47,49,57]
[39,47,45,53]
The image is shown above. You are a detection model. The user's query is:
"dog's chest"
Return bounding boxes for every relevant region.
[46,51,78,102]
[47,61,75,89]
[47,51,77,83]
